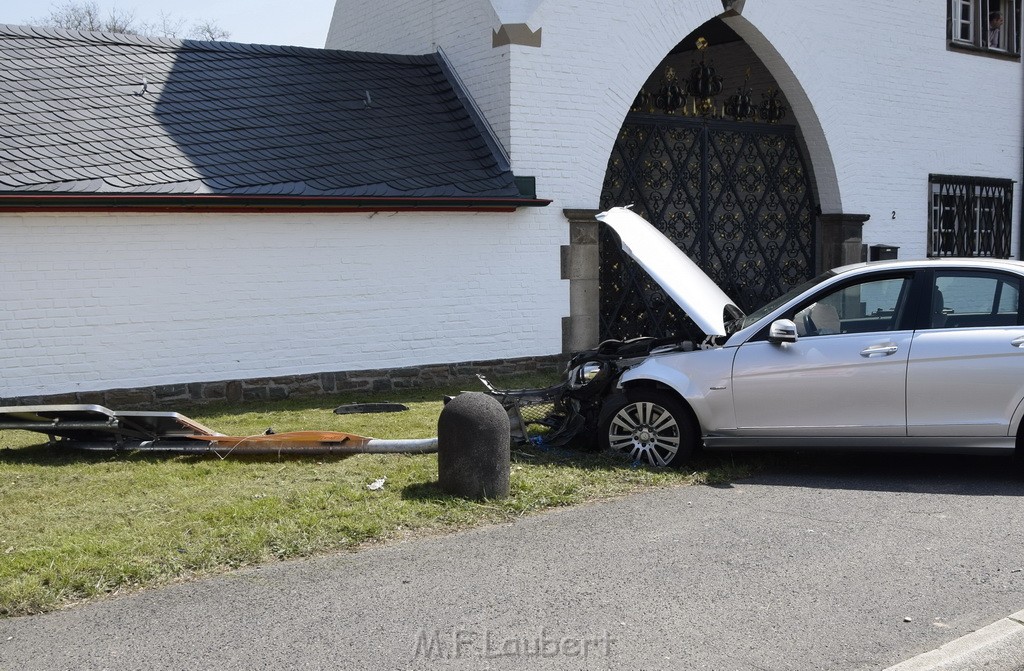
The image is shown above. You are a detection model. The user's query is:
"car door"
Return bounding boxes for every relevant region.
[730,273,915,437]
[906,269,1024,437]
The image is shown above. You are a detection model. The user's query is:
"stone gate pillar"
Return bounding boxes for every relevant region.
[819,213,869,270]
[561,208,601,353]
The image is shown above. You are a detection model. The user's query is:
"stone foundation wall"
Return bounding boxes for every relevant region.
[1,356,566,410]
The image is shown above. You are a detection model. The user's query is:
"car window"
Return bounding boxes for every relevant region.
[929,272,1022,329]
[733,270,837,333]
[791,276,911,337]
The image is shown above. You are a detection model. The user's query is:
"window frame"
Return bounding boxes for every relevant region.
[751,272,916,341]
[915,268,1024,329]
[928,174,1014,259]
[951,0,976,43]
[947,0,1021,58]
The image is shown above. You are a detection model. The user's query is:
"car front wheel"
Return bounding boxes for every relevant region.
[599,389,696,468]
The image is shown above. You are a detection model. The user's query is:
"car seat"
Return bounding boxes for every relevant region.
[802,302,841,336]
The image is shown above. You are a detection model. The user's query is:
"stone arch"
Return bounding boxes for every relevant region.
[591,13,842,340]
[577,4,841,215]
[720,14,842,214]
[572,4,724,204]
[560,2,861,349]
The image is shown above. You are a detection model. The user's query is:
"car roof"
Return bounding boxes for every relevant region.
[833,257,1024,276]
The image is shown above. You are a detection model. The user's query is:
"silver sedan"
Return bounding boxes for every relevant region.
[596,208,1024,467]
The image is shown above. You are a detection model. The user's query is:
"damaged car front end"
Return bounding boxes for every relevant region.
[478,335,700,455]
[480,206,743,467]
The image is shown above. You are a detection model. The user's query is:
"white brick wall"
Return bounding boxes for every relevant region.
[738,1,1023,257]
[326,0,513,152]
[5,0,1021,396]
[0,210,564,397]
[327,0,1021,258]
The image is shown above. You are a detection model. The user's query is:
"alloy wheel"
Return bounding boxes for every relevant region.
[607,400,681,467]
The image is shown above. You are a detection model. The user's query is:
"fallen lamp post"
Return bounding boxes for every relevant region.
[0,404,437,457]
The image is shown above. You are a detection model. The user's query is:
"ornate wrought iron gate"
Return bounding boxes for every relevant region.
[599,114,817,340]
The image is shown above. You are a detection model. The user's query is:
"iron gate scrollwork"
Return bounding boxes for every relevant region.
[599,114,817,341]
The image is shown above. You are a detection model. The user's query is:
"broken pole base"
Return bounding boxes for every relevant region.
[437,392,510,500]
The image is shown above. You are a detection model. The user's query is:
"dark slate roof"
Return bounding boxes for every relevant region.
[0,24,535,206]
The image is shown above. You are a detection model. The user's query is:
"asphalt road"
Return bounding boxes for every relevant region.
[1,452,1022,670]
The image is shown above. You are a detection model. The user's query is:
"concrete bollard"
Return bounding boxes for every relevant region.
[437,392,510,500]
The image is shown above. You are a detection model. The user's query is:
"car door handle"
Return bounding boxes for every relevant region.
[1012,336,1024,348]
[860,344,899,357]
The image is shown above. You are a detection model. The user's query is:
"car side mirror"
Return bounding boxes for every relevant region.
[768,319,798,344]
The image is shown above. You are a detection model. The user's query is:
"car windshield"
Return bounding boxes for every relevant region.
[727,270,838,334]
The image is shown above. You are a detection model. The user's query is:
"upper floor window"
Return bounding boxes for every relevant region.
[929,175,1014,258]
[948,0,1021,55]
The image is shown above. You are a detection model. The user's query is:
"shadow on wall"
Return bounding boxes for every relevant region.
[145,41,517,200]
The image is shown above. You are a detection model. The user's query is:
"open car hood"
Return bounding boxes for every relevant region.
[596,207,740,337]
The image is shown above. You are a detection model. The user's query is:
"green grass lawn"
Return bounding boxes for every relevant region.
[0,376,756,617]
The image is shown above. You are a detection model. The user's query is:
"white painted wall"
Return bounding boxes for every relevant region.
[6,0,1021,397]
[0,210,564,397]
[326,0,513,152]
[328,0,1022,257]
[734,1,1023,257]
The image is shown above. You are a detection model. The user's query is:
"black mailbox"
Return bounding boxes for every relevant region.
[869,245,899,261]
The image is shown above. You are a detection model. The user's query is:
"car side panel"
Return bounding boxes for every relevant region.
[618,348,738,434]
[730,331,913,436]
[1009,396,1024,439]
[907,327,1024,436]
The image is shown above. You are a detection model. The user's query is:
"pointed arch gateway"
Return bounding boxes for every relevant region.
[598,18,823,341]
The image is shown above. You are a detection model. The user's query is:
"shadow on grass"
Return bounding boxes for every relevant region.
[394,441,1022,503]
[397,441,763,503]
[402,480,446,501]
[0,442,365,467]
[511,440,764,480]
[0,442,145,466]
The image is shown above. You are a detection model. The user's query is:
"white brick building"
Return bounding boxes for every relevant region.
[327,0,1021,254]
[327,0,1023,344]
[1,0,1021,403]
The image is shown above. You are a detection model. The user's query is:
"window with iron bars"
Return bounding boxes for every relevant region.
[929,175,1014,258]
[948,0,1021,56]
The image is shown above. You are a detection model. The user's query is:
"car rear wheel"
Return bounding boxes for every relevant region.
[599,389,696,468]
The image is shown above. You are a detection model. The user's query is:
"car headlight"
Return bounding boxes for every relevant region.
[569,361,604,389]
